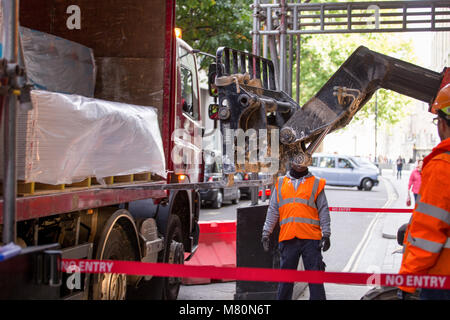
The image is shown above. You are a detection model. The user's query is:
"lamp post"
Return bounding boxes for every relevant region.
[374,92,378,164]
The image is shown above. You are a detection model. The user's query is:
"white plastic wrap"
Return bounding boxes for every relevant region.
[20,27,96,97]
[23,90,166,184]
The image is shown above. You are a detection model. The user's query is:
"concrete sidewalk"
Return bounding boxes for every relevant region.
[380,169,413,240]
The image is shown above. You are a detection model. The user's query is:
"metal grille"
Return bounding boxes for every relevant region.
[256,1,450,35]
[217,47,278,90]
[252,0,450,99]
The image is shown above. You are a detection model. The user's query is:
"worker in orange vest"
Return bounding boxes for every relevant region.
[261,156,331,300]
[398,83,450,300]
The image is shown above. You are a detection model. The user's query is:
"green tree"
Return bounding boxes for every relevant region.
[291,0,419,126]
[176,0,253,59]
[296,32,418,126]
[176,0,419,127]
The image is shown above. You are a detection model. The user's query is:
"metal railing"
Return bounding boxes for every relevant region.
[252,0,450,99]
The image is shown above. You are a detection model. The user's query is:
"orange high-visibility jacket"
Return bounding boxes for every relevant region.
[399,138,450,293]
[275,175,326,242]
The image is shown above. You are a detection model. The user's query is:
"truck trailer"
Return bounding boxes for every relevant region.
[0,0,206,300]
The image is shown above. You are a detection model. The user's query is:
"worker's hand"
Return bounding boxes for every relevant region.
[261,235,270,252]
[320,236,330,252]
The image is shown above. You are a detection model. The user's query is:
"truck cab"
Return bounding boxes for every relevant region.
[173,37,203,184]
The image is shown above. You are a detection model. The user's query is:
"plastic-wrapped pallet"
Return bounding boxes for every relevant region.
[19,26,96,97]
[19,90,166,185]
[0,27,99,184]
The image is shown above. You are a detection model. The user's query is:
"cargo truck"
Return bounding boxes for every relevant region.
[0,0,209,300]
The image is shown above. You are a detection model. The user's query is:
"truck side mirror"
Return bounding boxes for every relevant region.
[208,104,219,120]
[208,63,218,98]
[209,83,218,97]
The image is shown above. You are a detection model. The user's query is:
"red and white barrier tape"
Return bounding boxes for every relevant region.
[61,259,449,290]
[329,207,412,213]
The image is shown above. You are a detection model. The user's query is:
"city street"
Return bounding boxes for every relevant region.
[179,170,412,300]
[1,0,448,304]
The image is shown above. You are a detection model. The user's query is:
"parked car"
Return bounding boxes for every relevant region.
[235,172,252,199]
[350,156,381,175]
[309,153,379,191]
[199,173,241,208]
[236,172,273,199]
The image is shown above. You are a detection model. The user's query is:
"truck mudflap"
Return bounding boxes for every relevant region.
[212,46,443,171]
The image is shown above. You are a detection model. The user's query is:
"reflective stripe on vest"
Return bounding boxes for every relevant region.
[407,233,450,253]
[277,176,321,228]
[415,200,450,225]
[280,216,320,226]
[277,176,284,203]
[277,176,320,210]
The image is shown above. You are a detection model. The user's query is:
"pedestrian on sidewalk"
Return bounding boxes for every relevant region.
[261,155,331,300]
[396,156,403,180]
[406,159,423,205]
[398,83,450,300]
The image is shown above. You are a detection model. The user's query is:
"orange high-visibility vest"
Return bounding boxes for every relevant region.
[275,175,326,242]
[399,139,450,293]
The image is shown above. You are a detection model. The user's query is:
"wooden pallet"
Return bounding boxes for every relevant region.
[1,172,153,197]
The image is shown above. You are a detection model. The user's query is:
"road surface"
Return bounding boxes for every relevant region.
[179,171,409,300]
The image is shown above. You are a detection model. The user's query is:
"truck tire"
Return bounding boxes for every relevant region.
[93,224,135,300]
[232,189,240,204]
[212,191,223,209]
[162,214,184,300]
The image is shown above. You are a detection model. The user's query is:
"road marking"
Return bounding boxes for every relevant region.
[342,212,380,272]
[342,177,397,273]
[382,176,398,208]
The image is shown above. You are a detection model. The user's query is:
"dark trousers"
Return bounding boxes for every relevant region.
[420,289,450,300]
[277,238,326,300]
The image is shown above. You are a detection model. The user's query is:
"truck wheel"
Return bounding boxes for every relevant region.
[212,191,223,209]
[93,224,134,300]
[362,178,374,191]
[162,214,184,300]
[232,189,240,204]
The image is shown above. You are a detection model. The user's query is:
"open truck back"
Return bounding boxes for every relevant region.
[0,0,205,300]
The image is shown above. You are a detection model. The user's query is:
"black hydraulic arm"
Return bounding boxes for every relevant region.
[279,46,443,148]
[212,46,444,170]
